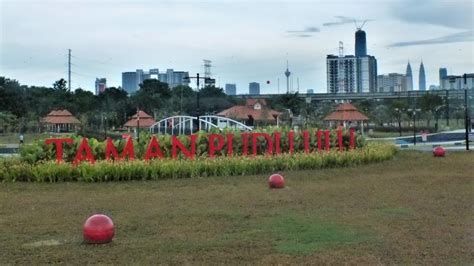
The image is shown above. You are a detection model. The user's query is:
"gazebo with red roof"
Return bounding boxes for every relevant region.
[217,99,280,126]
[124,110,157,132]
[42,109,81,132]
[323,103,369,133]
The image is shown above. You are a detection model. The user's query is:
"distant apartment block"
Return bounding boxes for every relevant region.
[95,78,107,95]
[326,55,377,93]
[121,68,190,94]
[249,82,260,95]
[440,73,474,90]
[307,89,314,94]
[225,84,237,95]
[377,73,407,93]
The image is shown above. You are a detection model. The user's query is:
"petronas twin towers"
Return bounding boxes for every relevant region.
[405,61,426,91]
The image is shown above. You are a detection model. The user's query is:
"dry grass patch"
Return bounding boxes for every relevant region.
[0,151,472,264]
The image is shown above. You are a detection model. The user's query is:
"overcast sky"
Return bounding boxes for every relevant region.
[1,0,473,94]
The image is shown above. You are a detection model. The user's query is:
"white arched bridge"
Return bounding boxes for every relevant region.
[149,115,253,135]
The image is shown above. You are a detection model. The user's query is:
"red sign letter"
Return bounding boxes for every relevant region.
[209,134,225,158]
[145,136,164,160]
[74,138,95,164]
[45,138,73,163]
[288,131,295,154]
[105,138,120,161]
[303,130,310,153]
[324,130,331,151]
[121,137,135,160]
[226,133,234,157]
[172,135,196,159]
[337,129,344,151]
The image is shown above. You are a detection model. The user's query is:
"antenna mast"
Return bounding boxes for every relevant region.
[68,49,71,91]
[203,59,212,78]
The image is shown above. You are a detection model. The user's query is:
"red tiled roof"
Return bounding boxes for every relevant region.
[217,106,280,121]
[324,103,369,121]
[245,99,267,107]
[43,109,80,124]
[124,110,156,128]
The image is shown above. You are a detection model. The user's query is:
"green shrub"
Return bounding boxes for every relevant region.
[0,143,396,183]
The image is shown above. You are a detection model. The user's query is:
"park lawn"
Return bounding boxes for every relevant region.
[0,151,472,264]
[0,133,52,145]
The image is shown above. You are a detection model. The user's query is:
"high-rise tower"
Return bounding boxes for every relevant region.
[406,61,413,91]
[355,30,367,57]
[285,60,291,93]
[419,61,426,91]
[354,20,367,57]
[439,67,447,86]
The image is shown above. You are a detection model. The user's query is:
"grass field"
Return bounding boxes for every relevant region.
[0,151,472,264]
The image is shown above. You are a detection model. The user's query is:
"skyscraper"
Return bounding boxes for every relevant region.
[405,62,413,91]
[121,68,190,94]
[95,78,107,95]
[355,29,367,57]
[439,68,447,86]
[419,61,426,91]
[225,84,236,95]
[249,82,260,95]
[377,73,407,92]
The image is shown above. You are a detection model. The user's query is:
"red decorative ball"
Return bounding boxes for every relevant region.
[433,146,446,157]
[268,174,285,189]
[83,214,115,244]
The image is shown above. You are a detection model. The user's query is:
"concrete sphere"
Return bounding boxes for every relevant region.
[83,214,115,244]
[268,174,285,189]
[433,146,446,157]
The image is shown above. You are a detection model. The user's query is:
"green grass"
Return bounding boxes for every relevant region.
[0,151,472,264]
[0,133,51,144]
[265,215,371,254]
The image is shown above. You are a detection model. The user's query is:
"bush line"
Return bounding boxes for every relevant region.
[0,143,396,182]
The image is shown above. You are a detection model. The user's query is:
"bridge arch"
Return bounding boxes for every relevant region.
[149,115,252,135]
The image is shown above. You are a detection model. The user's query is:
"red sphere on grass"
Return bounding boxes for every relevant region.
[433,146,446,157]
[268,174,285,189]
[83,214,115,244]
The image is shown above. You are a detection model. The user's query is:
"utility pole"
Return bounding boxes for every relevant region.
[68,49,71,91]
[136,106,140,143]
[464,74,470,150]
[183,73,214,132]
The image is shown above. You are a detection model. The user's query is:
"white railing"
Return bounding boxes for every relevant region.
[149,115,252,135]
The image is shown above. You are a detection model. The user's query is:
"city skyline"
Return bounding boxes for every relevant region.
[1,0,473,94]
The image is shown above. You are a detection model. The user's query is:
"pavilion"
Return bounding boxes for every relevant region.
[42,109,81,133]
[323,103,369,133]
[124,110,156,132]
[217,99,280,126]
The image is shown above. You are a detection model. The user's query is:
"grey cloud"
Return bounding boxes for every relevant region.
[389,30,474,47]
[286,26,320,33]
[297,34,312,38]
[391,0,473,30]
[322,16,371,27]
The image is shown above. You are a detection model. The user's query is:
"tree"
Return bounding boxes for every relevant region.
[53,79,68,91]
[271,92,304,116]
[420,93,443,128]
[390,100,408,136]
[132,79,172,114]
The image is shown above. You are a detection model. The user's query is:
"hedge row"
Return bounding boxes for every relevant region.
[1,143,396,182]
[19,128,365,164]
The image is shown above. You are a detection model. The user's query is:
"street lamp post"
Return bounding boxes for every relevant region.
[463,74,470,151]
[394,108,402,137]
[407,108,421,145]
[183,73,215,132]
